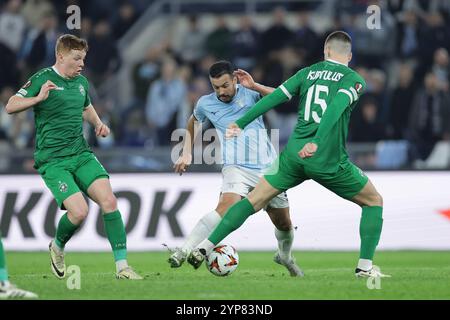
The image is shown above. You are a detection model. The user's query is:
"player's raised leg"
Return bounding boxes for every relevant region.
[267,206,304,277]
[50,192,87,279]
[351,179,389,278]
[168,193,240,268]
[188,177,280,268]
[0,237,38,299]
[87,178,142,280]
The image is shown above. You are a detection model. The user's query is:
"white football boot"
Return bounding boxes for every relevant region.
[273,252,305,277]
[49,240,66,279]
[355,267,391,278]
[0,281,38,299]
[187,248,206,269]
[168,248,188,268]
[116,266,143,280]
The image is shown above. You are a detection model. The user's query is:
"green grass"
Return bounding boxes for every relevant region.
[5,251,450,300]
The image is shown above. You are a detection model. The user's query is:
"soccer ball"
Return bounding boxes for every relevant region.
[206,244,239,276]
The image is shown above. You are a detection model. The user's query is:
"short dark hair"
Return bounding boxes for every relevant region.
[209,60,234,78]
[324,30,352,46]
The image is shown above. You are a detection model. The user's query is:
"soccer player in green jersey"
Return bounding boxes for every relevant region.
[188,31,389,278]
[5,34,142,280]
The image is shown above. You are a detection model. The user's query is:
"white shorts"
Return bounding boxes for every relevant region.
[221,165,289,209]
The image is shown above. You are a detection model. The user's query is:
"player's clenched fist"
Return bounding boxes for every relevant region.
[37,80,57,102]
[299,142,318,159]
[174,153,192,175]
[226,123,241,139]
[95,122,110,137]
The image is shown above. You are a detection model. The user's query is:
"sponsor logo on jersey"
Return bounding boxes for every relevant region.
[79,84,85,96]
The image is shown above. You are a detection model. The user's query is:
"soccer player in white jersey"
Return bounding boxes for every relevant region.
[168,61,303,276]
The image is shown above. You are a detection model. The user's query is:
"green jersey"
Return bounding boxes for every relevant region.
[16,67,92,168]
[236,59,365,173]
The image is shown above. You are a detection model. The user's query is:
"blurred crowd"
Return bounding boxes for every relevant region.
[0,0,149,148]
[1,0,450,168]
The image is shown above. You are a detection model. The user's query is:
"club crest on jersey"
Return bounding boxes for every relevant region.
[58,181,68,193]
[355,83,363,94]
[79,84,85,96]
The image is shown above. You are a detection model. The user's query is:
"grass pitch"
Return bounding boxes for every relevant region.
[5,251,450,300]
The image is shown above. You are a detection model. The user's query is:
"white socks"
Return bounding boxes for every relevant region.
[116,259,128,273]
[196,239,215,255]
[182,210,222,253]
[357,259,373,271]
[274,228,294,261]
[185,213,296,260]
[53,240,64,253]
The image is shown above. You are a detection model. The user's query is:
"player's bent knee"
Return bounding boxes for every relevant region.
[100,195,118,213]
[216,203,232,216]
[362,192,383,207]
[250,198,268,212]
[248,187,274,211]
[69,207,89,223]
[373,193,383,207]
[216,199,240,215]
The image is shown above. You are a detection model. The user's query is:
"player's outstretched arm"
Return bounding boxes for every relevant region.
[174,114,199,175]
[82,105,110,137]
[234,69,274,96]
[5,80,57,114]
[234,69,304,130]
[234,88,290,130]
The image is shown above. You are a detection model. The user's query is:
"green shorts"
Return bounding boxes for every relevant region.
[37,151,109,209]
[264,151,368,200]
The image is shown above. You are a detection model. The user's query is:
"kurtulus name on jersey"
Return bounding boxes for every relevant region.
[307,70,344,82]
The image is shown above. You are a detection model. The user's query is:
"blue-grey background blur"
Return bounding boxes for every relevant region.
[0,0,449,173]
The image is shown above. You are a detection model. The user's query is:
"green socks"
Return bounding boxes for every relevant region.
[359,206,383,260]
[103,210,127,262]
[209,198,256,245]
[54,210,127,263]
[0,238,8,281]
[55,213,79,249]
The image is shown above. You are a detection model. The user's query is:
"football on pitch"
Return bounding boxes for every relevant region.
[206,244,239,276]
